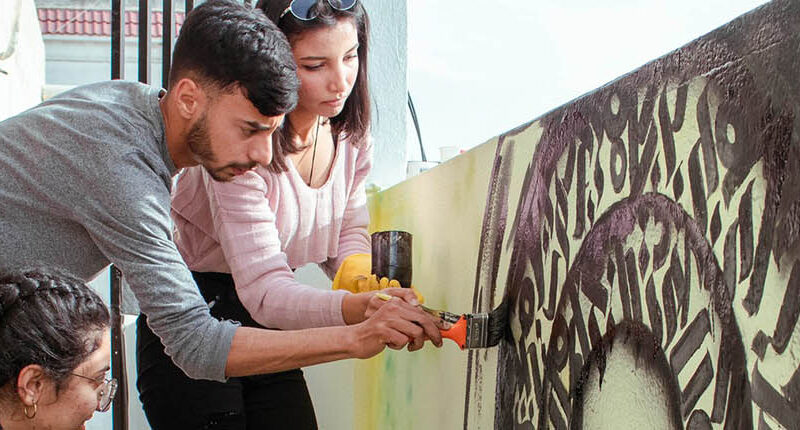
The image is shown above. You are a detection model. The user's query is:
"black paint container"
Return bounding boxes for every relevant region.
[371,230,413,288]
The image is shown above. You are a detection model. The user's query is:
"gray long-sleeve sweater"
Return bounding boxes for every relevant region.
[0,80,237,381]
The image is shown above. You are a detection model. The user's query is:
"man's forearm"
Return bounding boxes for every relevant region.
[224,325,355,377]
[224,295,444,377]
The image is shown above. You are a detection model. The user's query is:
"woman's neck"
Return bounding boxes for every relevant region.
[288,110,322,145]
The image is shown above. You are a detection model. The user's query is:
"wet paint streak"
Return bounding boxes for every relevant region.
[723,219,739,301]
[744,107,795,315]
[630,117,659,197]
[710,203,722,246]
[738,181,754,282]
[715,97,760,207]
[696,84,719,196]
[624,249,644,323]
[658,89,677,181]
[758,412,772,430]
[681,352,714,418]
[573,128,593,238]
[465,129,518,429]
[569,285,591,358]
[751,365,800,427]
[614,242,633,322]
[669,310,711,376]
[770,261,800,354]
[751,331,770,361]
[688,140,708,236]
[687,410,713,430]
[645,275,664,347]
[661,269,678,347]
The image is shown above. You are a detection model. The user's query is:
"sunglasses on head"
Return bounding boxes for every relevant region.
[279,0,357,21]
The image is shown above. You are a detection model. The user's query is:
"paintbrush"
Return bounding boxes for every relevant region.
[376,292,509,349]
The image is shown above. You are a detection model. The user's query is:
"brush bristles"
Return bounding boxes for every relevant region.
[486,300,510,347]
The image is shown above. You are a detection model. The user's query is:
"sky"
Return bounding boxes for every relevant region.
[405,0,770,162]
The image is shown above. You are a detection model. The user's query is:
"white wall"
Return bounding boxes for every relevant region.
[0,0,45,120]
[43,36,169,86]
[361,0,408,189]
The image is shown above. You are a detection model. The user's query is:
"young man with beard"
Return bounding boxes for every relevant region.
[0,0,442,392]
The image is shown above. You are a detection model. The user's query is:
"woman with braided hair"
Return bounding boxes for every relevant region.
[0,270,115,430]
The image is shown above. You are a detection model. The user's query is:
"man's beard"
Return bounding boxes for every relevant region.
[186,114,228,182]
[187,114,260,182]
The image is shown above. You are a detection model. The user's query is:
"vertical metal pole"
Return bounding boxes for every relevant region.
[161,0,173,88]
[111,0,125,79]
[110,266,128,430]
[138,0,151,84]
[111,0,126,424]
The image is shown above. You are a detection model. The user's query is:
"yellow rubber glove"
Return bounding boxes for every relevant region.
[332,253,425,303]
[332,253,373,292]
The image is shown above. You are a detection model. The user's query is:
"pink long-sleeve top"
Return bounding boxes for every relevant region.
[171,137,372,330]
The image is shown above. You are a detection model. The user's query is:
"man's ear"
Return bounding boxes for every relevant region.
[16,364,47,405]
[172,77,208,120]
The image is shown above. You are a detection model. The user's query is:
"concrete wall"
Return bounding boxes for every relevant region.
[43,36,170,87]
[361,0,407,189]
[357,1,800,428]
[0,0,45,120]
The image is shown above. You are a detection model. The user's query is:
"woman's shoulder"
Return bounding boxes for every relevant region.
[341,133,373,157]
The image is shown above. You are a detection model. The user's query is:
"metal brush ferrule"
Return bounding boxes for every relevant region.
[420,305,462,324]
[464,313,488,349]
[438,310,462,324]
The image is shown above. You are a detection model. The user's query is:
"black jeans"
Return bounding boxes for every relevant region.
[136,272,318,430]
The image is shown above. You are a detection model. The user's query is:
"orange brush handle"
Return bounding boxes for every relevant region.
[440,315,467,349]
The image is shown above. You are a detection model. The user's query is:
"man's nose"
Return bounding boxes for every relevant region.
[249,134,272,166]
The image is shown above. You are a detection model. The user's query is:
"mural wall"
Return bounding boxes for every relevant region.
[360,1,800,429]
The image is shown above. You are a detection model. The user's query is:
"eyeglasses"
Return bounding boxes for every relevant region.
[279,0,358,21]
[70,373,118,412]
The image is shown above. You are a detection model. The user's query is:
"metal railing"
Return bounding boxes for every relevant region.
[109,1,194,428]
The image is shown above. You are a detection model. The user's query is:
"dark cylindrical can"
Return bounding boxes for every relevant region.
[371,230,413,288]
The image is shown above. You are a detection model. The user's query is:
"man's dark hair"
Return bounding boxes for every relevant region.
[257,0,372,172]
[169,0,300,117]
[0,270,110,397]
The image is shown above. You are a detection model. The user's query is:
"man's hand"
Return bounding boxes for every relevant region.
[347,297,443,357]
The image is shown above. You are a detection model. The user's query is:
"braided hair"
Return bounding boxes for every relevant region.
[0,270,110,397]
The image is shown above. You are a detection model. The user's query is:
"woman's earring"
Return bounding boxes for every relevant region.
[24,402,37,419]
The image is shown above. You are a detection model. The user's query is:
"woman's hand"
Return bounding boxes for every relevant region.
[364,287,419,319]
[342,287,420,325]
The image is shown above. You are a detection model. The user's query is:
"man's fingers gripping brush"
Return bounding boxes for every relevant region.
[376,293,508,349]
